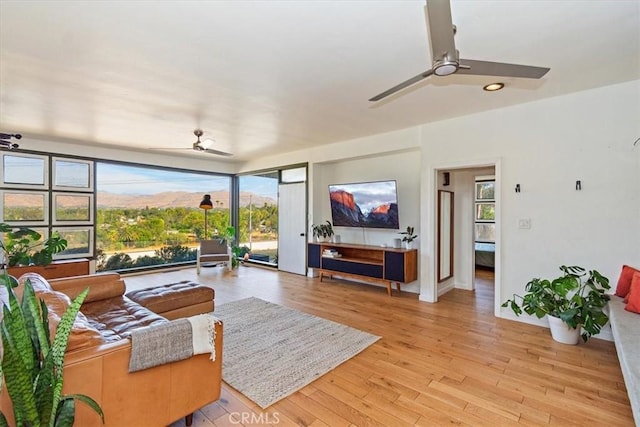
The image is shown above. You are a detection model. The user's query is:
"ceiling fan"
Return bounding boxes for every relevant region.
[191,129,232,157]
[369,0,550,102]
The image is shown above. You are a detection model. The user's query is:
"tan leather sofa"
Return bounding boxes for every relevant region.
[1,273,222,427]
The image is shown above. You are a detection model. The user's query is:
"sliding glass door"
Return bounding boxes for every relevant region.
[238,172,279,265]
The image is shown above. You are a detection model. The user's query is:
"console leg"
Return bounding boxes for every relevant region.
[185,413,194,426]
[396,282,401,293]
[386,283,392,297]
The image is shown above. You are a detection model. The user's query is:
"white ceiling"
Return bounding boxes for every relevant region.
[1,1,639,162]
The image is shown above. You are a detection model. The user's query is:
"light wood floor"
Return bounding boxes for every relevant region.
[125,265,634,427]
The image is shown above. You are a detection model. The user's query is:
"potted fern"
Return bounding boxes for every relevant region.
[0,273,104,426]
[502,265,610,344]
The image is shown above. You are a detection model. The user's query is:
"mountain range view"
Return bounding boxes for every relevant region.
[329,189,399,229]
[98,191,275,209]
[6,191,275,209]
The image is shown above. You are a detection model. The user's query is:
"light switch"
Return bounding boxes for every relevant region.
[518,218,531,229]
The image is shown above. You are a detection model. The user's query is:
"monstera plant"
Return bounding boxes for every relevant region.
[502,265,610,343]
[0,223,67,267]
[0,274,104,426]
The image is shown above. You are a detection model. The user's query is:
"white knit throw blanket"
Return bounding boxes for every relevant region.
[187,313,221,361]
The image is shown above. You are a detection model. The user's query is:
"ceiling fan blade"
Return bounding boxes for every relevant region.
[193,142,232,156]
[202,147,233,157]
[425,0,457,63]
[457,59,550,79]
[369,68,434,101]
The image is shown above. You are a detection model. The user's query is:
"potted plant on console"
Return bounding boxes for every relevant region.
[399,226,417,249]
[311,221,334,243]
[502,265,610,344]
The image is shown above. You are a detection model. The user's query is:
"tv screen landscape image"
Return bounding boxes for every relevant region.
[328,180,400,229]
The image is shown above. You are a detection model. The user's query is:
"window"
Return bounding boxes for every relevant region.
[95,162,231,271]
[0,155,96,261]
[52,193,94,224]
[238,172,279,265]
[54,227,94,259]
[52,158,93,191]
[281,167,306,183]
[475,178,495,243]
[0,190,49,224]
[1,153,48,188]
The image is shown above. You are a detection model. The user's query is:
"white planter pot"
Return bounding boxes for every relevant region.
[404,241,412,250]
[547,315,581,345]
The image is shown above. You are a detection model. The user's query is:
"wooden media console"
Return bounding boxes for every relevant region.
[307,242,417,296]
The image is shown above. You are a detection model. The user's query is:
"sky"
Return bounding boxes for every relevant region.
[97,162,277,199]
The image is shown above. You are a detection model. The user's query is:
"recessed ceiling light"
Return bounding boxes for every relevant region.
[483,82,505,92]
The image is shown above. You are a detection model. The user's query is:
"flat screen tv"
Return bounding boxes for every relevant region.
[328,180,399,229]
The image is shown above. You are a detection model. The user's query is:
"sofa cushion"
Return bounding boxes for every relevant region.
[81,295,168,343]
[37,289,105,351]
[49,273,126,303]
[624,272,640,314]
[608,295,640,424]
[125,281,214,315]
[615,265,640,297]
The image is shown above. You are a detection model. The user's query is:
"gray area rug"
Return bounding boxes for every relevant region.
[215,297,380,408]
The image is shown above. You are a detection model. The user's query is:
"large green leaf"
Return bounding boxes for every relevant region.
[1,326,39,426]
[21,281,50,362]
[2,283,35,381]
[53,398,74,427]
[65,394,104,424]
[50,288,89,369]
[48,288,89,425]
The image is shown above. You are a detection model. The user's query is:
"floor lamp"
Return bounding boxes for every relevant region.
[199,194,213,239]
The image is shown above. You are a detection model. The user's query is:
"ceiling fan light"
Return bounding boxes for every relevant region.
[434,62,458,76]
[483,82,505,92]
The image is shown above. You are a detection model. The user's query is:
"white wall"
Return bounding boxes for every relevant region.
[311,149,422,293]
[420,79,640,325]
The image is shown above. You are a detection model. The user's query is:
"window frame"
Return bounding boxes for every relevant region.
[51,192,94,225]
[52,157,94,192]
[0,152,49,189]
[474,178,495,244]
[52,226,95,259]
[0,189,50,226]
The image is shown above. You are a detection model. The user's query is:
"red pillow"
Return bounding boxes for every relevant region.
[615,265,640,297]
[624,271,640,314]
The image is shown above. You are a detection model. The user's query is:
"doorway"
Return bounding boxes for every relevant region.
[432,161,501,316]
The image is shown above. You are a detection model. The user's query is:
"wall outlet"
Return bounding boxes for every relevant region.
[518,218,531,229]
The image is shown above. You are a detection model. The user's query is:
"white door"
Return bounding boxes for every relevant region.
[278,182,306,275]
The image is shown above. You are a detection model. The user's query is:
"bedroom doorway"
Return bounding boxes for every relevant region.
[432,161,501,316]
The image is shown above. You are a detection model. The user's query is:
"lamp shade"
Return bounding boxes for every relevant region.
[199,194,213,210]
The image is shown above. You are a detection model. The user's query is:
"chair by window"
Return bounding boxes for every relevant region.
[196,239,231,273]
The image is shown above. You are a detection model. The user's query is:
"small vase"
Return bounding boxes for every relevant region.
[547,315,581,345]
[404,241,412,250]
